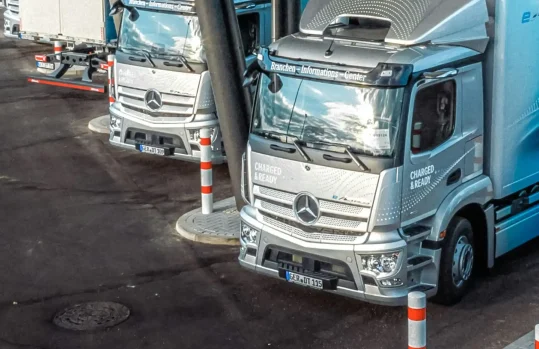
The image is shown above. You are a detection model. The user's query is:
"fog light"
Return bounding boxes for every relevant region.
[379,278,403,287]
[240,222,258,244]
[110,115,122,129]
[239,246,247,260]
[360,252,401,276]
[190,128,216,142]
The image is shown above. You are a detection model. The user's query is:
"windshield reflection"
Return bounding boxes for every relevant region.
[119,9,205,63]
[253,74,404,157]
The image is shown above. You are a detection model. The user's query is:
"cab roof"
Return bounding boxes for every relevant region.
[300,0,489,51]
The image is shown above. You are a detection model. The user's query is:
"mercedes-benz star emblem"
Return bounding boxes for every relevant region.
[144,89,163,111]
[293,193,321,225]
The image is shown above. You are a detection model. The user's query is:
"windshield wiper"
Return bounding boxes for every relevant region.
[258,131,311,162]
[120,47,156,68]
[139,49,156,68]
[306,140,370,172]
[292,140,311,162]
[164,54,194,72]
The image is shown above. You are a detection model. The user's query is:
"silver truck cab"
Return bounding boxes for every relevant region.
[3,0,20,39]
[239,0,539,306]
[109,0,272,163]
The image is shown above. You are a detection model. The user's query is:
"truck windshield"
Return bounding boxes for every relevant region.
[119,9,204,63]
[252,74,405,157]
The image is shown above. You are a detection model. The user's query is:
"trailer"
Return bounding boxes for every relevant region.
[20,0,120,92]
[239,0,539,305]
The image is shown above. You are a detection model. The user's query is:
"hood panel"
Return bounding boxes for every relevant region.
[251,151,379,206]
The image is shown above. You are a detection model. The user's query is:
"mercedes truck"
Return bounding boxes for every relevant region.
[108,0,309,164]
[3,0,19,39]
[239,0,539,305]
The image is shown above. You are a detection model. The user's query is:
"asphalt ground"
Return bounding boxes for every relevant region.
[1,14,539,349]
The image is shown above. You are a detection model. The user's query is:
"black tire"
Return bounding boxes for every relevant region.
[432,216,475,305]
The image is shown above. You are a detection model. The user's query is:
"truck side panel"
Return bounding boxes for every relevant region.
[19,0,61,35]
[58,0,106,42]
[485,0,539,199]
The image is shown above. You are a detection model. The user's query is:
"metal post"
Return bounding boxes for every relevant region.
[195,0,251,210]
[200,128,214,214]
[107,54,115,105]
[271,0,284,42]
[408,292,427,349]
[54,41,63,61]
[285,0,301,36]
[272,0,301,42]
[535,325,539,349]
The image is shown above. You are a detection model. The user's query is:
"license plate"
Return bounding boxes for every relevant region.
[285,271,323,290]
[137,144,169,156]
[36,62,55,70]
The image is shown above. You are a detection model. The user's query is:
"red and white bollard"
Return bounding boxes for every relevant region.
[408,291,427,349]
[535,324,539,349]
[53,41,63,61]
[200,129,213,214]
[107,54,115,105]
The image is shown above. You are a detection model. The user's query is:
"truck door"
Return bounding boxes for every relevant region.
[401,77,466,224]
[237,3,269,67]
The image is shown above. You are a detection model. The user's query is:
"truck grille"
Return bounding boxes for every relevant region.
[7,0,18,14]
[253,185,371,237]
[117,85,196,118]
[261,214,365,244]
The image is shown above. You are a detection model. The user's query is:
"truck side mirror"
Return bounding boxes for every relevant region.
[242,59,261,88]
[109,1,125,16]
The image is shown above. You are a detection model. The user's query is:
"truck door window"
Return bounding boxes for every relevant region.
[238,13,260,57]
[411,80,456,153]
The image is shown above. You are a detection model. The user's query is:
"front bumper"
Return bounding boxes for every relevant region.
[239,206,439,306]
[3,10,19,39]
[109,104,226,164]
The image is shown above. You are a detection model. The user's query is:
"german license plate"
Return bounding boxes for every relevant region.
[285,271,323,290]
[137,144,167,156]
[36,62,55,70]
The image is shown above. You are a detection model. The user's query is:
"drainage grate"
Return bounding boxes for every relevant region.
[53,302,130,331]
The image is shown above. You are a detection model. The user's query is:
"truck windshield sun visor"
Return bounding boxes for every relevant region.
[256,47,412,87]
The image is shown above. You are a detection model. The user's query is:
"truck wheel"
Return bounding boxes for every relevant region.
[432,217,475,305]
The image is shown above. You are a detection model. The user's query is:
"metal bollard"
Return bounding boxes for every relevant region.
[408,292,427,349]
[535,324,539,349]
[53,41,63,61]
[200,128,213,214]
[107,54,115,105]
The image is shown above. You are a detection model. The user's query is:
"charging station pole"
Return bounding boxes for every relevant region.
[195,0,251,210]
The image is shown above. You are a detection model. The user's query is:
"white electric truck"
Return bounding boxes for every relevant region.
[108,0,309,164]
[3,0,19,39]
[239,0,539,305]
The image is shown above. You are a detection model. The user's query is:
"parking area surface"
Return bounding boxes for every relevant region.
[1,19,539,349]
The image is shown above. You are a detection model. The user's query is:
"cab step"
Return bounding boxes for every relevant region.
[407,255,433,272]
[403,225,431,243]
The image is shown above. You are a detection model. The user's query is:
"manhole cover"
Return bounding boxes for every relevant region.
[53,302,130,331]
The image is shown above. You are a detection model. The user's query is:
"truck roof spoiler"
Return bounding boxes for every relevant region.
[299,0,490,52]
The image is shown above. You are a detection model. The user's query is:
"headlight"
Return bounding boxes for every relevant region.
[240,222,258,244]
[110,115,122,129]
[360,252,401,277]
